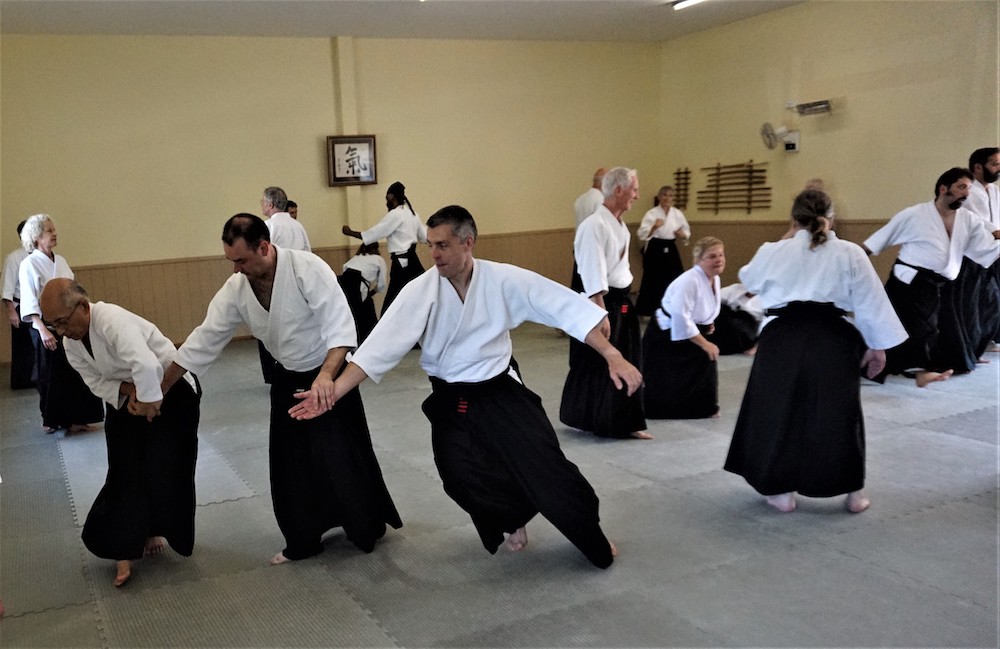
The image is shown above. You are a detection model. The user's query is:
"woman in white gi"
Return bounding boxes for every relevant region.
[642,237,725,419]
[724,190,907,514]
[339,242,387,344]
[342,180,426,315]
[18,214,103,432]
[635,186,691,316]
[40,279,199,587]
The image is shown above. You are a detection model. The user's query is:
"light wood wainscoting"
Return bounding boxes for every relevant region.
[0,221,896,365]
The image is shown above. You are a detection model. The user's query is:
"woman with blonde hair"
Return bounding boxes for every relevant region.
[641,236,724,419]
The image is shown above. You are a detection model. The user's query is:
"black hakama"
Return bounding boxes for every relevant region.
[708,304,759,355]
[724,302,867,498]
[9,303,36,389]
[82,379,200,560]
[635,239,685,316]
[257,339,275,384]
[338,268,378,344]
[269,363,401,560]
[382,244,424,316]
[879,262,962,378]
[423,371,614,568]
[642,319,718,419]
[30,329,104,429]
[559,288,646,438]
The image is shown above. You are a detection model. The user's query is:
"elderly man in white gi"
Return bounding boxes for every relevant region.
[158,214,401,565]
[40,278,200,588]
[864,168,1000,386]
[561,166,650,440]
[291,205,642,569]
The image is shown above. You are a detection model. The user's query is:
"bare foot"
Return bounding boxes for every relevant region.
[270,551,291,565]
[743,345,757,357]
[68,423,100,433]
[766,492,796,513]
[114,560,131,587]
[845,490,870,513]
[144,536,166,556]
[504,527,528,552]
[42,425,57,434]
[986,342,1000,353]
[977,357,991,364]
[630,430,654,440]
[609,540,618,558]
[915,369,953,387]
[710,409,721,419]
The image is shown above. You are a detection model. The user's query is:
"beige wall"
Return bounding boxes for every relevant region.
[1,1,997,364]
[656,0,999,224]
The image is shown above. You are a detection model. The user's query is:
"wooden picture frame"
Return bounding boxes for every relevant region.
[327,135,377,187]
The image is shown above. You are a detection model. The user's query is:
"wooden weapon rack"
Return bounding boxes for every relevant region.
[673,167,691,210]
[697,161,772,214]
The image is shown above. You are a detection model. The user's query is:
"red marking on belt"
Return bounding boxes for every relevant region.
[621,304,629,314]
[457,398,469,414]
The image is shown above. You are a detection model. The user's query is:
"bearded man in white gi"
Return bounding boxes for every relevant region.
[40,278,200,588]
[864,168,1000,386]
[963,147,1000,355]
[290,205,641,569]
[158,214,401,565]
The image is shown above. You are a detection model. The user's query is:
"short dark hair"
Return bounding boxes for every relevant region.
[16,220,26,236]
[222,213,270,247]
[934,168,973,198]
[969,147,999,171]
[426,205,478,242]
[286,200,297,209]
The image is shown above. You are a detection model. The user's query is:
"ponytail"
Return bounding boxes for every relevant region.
[791,190,832,250]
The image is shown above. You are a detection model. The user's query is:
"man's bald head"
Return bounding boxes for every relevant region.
[40,278,91,339]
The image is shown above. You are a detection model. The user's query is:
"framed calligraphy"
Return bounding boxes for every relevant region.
[327,135,377,187]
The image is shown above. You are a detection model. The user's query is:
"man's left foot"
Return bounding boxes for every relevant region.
[630,430,654,440]
[270,552,291,565]
[144,536,166,556]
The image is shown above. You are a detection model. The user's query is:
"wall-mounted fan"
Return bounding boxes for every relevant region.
[760,122,800,151]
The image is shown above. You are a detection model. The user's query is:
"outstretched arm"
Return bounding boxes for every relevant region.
[583,321,642,396]
[289,361,370,420]
[341,225,363,240]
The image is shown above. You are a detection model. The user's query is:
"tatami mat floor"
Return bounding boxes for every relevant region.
[1,323,997,648]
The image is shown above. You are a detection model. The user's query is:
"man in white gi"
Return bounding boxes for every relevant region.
[158,214,401,565]
[964,147,1000,354]
[40,278,200,588]
[257,186,311,383]
[570,168,607,292]
[286,199,299,220]
[2,220,35,389]
[261,186,311,252]
[863,168,1000,386]
[342,180,426,314]
[291,205,641,569]
[561,166,650,439]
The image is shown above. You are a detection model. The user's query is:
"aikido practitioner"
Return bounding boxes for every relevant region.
[725,190,907,514]
[290,205,642,568]
[159,214,401,565]
[40,278,199,587]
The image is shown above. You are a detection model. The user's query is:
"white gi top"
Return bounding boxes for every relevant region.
[266,212,312,252]
[351,259,607,384]
[655,265,721,341]
[175,246,356,375]
[64,301,193,408]
[2,247,28,302]
[361,205,427,256]
[719,283,764,321]
[864,201,1000,282]
[740,230,907,351]
[574,188,604,227]
[575,205,634,296]
[637,206,691,243]
[19,249,73,332]
[342,254,387,301]
[965,180,1000,231]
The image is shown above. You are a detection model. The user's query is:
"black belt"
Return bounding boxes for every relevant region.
[764,301,846,318]
[894,259,948,284]
[391,243,417,259]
